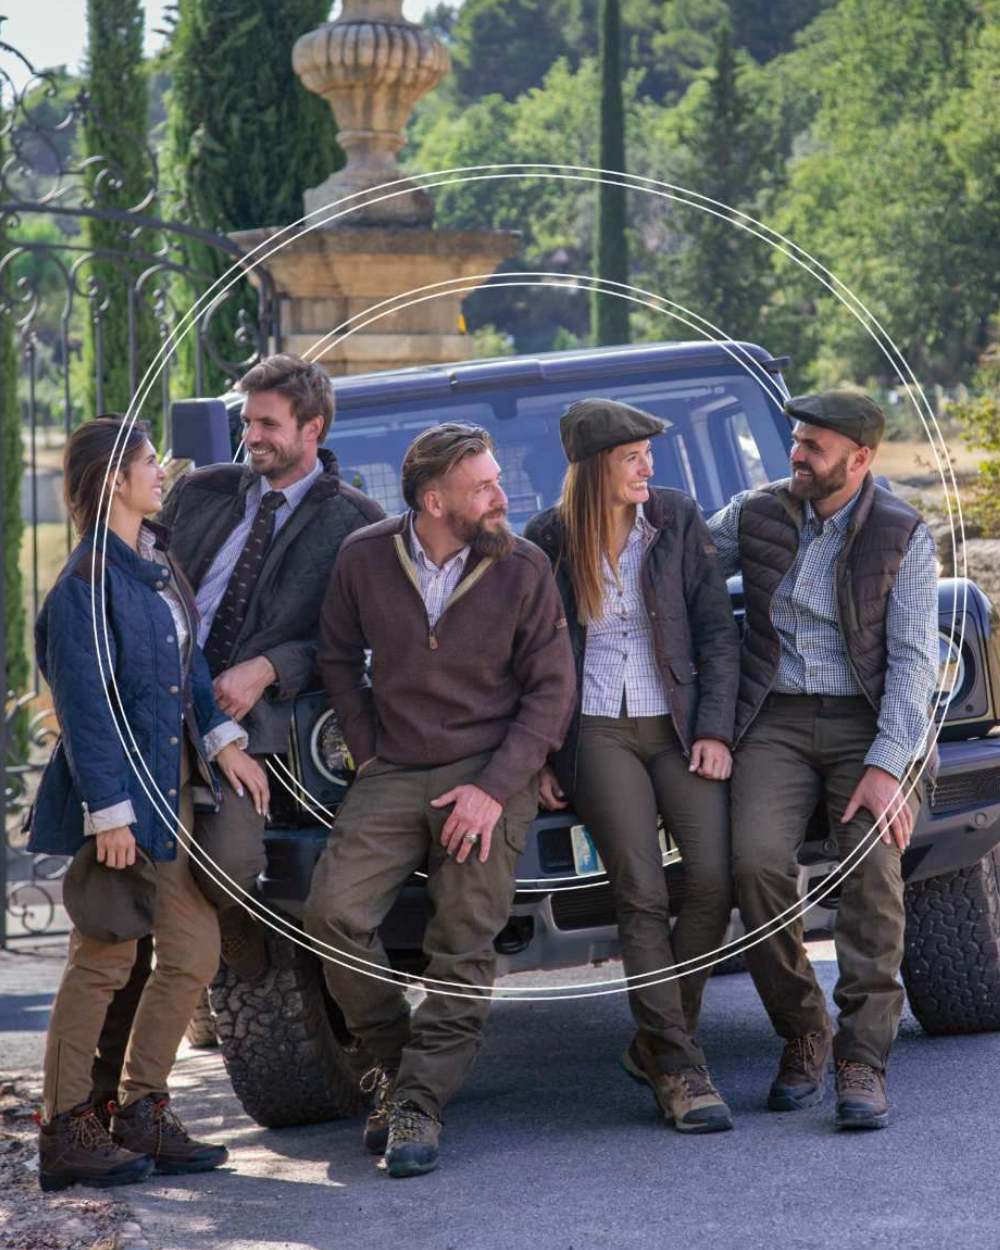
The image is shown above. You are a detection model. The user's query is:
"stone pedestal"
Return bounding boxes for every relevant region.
[232,224,519,375]
[232,0,518,376]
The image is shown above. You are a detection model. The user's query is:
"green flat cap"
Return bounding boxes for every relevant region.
[560,398,666,463]
[63,838,158,944]
[784,390,885,449]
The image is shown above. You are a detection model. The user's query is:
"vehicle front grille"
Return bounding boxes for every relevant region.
[930,768,1000,812]
[550,867,686,931]
[550,881,617,931]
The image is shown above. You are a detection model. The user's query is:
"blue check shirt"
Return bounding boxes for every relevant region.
[709,486,939,780]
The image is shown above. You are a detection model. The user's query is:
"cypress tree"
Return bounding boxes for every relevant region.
[591,0,630,346]
[672,21,773,342]
[166,0,342,399]
[82,0,161,440]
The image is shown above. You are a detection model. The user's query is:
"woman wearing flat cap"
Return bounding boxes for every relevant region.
[29,416,268,1192]
[525,397,740,1134]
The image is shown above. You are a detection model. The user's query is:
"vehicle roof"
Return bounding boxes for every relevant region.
[323,339,783,410]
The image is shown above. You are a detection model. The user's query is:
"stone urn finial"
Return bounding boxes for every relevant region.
[293,0,450,224]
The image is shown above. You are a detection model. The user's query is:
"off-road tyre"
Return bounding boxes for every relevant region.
[184,988,219,1049]
[901,846,1000,1035]
[209,921,362,1127]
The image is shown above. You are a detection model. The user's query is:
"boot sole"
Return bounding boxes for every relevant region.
[836,1109,889,1131]
[386,1155,439,1178]
[39,1157,154,1192]
[621,1050,733,1134]
[154,1147,229,1175]
[767,1084,827,1112]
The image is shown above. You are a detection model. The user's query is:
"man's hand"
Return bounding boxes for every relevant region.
[216,744,271,817]
[538,764,568,811]
[430,784,503,864]
[841,765,914,850]
[95,826,137,870]
[213,656,277,721]
[689,738,732,781]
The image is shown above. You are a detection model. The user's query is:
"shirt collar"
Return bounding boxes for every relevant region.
[409,513,471,574]
[803,483,863,534]
[250,458,322,513]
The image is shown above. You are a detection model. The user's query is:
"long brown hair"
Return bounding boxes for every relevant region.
[557,451,618,624]
[63,416,150,536]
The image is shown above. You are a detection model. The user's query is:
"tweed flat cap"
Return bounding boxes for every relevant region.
[559,398,666,463]
[63,838,157,944]
[784,390,885,449]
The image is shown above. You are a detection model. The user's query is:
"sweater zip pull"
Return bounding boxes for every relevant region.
[428,630,438,650]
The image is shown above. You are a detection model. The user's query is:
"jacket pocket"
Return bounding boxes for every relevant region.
[668,658,698,685]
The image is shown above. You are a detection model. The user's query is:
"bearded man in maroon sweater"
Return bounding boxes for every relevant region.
[306,422,575,1179]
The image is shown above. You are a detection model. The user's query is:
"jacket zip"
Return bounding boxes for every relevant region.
[392,532,495,649]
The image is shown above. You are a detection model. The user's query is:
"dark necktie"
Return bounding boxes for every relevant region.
[202,489,286,676]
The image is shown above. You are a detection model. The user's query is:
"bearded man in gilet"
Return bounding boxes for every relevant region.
[709,390,938,1130]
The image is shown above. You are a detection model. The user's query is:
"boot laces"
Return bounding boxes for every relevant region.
[70,1106,118,1157]
[837,1061,878,1093]
[360,1065,394,1110]
[783,1033,820,1076]
[389,1100,437,1144]
[678,1066,717,1099]
[150,1097,192,1147]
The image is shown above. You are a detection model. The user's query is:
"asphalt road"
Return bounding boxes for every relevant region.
[4,945,999,1250]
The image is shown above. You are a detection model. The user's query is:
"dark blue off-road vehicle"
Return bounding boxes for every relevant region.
[172,340,1000,1128]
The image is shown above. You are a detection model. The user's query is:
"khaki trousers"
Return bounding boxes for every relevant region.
[304,751,538,1120]
[43,752,220,1118]
[574,714,732,1072]
[732,693,922,1071]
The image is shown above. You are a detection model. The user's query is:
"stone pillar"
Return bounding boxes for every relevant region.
[232,0,517,376]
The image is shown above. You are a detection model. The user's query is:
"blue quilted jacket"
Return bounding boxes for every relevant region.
[28,523,230,861]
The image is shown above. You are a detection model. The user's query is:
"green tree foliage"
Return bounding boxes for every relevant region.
[664,22,778,343]
[769,0,998,387]
[448,0,574,103]
[592,0,629,346]
[953,333,1000,536]
[165,0,341,396]
[1,102,29,748]
[82,0,162,439]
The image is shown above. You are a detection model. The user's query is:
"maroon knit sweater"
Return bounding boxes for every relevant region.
[318,513,576,803]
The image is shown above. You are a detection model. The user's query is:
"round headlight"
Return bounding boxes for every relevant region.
[309,709,353,785]
[934,630,967,713]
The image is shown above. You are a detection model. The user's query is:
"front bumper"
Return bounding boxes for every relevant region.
[258,734,1000,973]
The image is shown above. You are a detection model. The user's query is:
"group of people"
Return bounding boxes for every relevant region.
[28,352,939,1191]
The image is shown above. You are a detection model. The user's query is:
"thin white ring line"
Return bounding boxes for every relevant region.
[84,166,961,999]
[87,261,951,999]
[88,212,960,995]
[268,733,682,891]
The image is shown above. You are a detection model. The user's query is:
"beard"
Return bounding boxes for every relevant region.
[248,436,306,480]
[789,453,850,501]
[447,507,515,559]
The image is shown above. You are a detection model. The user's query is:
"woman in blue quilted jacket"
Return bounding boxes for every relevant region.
[31,417,268,1193]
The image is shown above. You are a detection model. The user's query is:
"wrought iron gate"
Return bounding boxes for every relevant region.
[1,34,281,943]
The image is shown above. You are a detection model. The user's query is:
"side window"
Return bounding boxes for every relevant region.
[727,411,768,488]
[494,444,545,524]
[343,463,404,514]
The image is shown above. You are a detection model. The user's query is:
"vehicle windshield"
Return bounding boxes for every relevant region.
[325,368,791,530]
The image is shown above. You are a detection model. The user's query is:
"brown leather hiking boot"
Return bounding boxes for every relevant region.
[384,1100,442,1178]
[38,1104,153,1193]
[622,1039,733,1134]
[111,1094,229,1174]
[360,1064,396,1155]
[835,1060,890,1130]
[219,908,269,982]
[767,1030,833,1111]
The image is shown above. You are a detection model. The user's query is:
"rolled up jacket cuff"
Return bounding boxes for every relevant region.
[84,799,137,836]
[203,719,249,761]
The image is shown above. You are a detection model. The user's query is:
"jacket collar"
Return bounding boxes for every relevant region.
[235,446,341,507]
[81,524,169,589]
